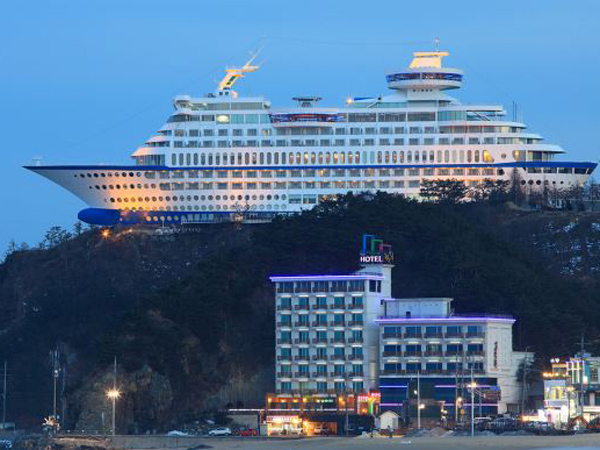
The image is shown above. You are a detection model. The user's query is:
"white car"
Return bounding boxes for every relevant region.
[166,430,190,437]
[208,427,232,436]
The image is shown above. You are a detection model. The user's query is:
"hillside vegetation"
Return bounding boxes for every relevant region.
[1,194,600,431]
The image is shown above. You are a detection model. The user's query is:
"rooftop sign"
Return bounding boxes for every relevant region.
[360,234,394,265]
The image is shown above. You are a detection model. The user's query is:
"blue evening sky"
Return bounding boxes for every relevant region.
[2,0,599,249]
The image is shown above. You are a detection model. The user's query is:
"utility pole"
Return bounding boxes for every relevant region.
[51,349,60,420]
[417,370,421,429]
[520,349,529,416]
[470,367,475,437]
[2,361,7,428]
[344,390,349,437]
[454,356,459,425]
[112,357,117,437]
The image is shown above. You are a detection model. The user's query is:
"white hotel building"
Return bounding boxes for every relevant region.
[271,261,392,396]
[270,236,527,417]
[378,298,528,415]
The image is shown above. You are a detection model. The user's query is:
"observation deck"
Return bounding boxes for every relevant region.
[386,51,463,91]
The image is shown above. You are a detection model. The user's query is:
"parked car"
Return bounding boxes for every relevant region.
[313,424,333,435]
[490,417,517,430]
[208,427,232,436]
[236,427,258,436]
[166,430,190,437]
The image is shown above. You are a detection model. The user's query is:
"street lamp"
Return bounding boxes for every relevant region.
[467,382,478,437]
[106,389,121,436]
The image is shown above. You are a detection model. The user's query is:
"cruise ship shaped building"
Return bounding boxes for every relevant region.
[26,50,596,226]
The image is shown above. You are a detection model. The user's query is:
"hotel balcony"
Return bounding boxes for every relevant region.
[312,337,328,344]
[445,333,464,339]
[276,305,292,311]
[277,338,291,344]
[404,333,422,339]
[294,372,310,378]
[277,322,291,328]
[383,333,402,339]
[466,351,485,356]
[348,337,363,344]
[330,355,346,361]
[348,321,364,327]
[381,369,407,376]
[424,333,444,339]
[312,372,328,378]
[424,351,443,357]
[312,321,327,327]
[348,372,364,378]
[404,351,422,357]
[312,304,328,311]
[466,332,486,338]
[277,356,291,361]
[329,304,346,310]
[383,351,403,357]
[294,338,310,344]
[312,290,330,295]
[312,355,327,361]
[348,304,364,310]
[330,321,346,327]
[294,305,310,311]
[330,373,347,378]
[294,355,310,361]
[294,321,310,327]
[277,372,292,378]
[420,370,450,376]
[330,337,346,344]
[347,354,363,361]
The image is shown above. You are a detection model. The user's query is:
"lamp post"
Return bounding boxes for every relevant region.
[468,380,477,437]
[417,371,421,429]
[106,389,121,436]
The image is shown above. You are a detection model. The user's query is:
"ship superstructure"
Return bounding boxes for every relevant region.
[26,51,596,226]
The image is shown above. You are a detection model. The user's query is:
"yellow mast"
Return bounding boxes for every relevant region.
[217,51,260,97]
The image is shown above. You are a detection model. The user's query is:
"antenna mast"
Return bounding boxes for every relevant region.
[217,50,261,98]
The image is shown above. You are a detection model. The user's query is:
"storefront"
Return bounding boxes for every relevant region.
[266,415,303,436]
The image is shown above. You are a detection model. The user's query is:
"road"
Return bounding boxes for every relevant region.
[111,434,600,450]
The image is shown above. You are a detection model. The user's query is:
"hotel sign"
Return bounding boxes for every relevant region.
[360,234,394,264]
